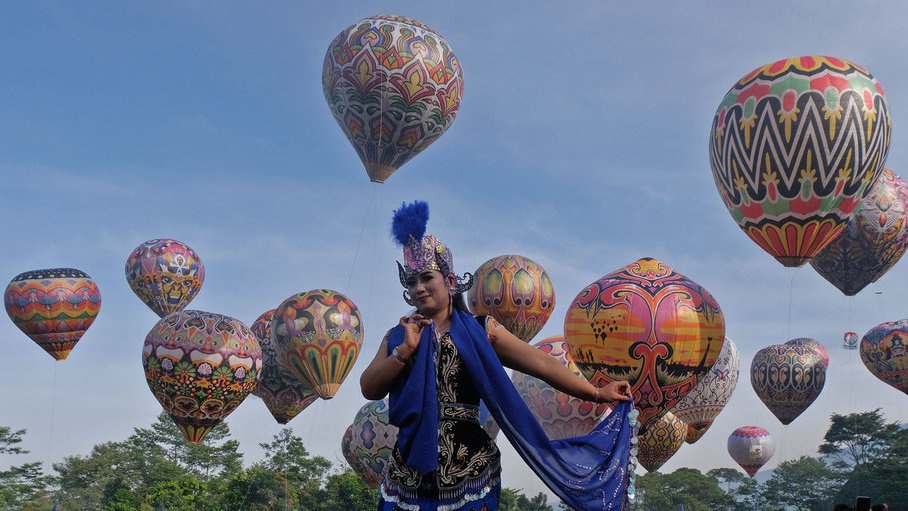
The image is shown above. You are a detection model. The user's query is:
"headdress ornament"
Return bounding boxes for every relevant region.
[391,201,473,304]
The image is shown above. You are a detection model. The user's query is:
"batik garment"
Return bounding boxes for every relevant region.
[379,319,502,511]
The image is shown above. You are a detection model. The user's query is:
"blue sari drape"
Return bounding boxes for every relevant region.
[387,308,634,511]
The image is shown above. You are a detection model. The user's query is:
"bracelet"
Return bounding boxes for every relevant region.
[593,387,600,403]
[391,346,410,364]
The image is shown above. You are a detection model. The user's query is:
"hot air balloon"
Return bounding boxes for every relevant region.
[468,255,555,343]
[142,310,262,444]
[860,319,908,396]
[4,268,101,361]
[750,342,826,424]
[511,336,610,440]
[728,426,775,477]
[251,309,319,424]
[637,411,686,473]
[564,257,726,429]
[843,331,859,350]
[322,15,464,183]
[785,337,829,368]
[709,56,891,267]
[670,337,740,444]
[126,239,205,317]
[810,169,908,295]
[342,399,398,488]
[272,289,363,399]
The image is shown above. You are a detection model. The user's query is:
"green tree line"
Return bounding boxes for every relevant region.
[0,409,904,510]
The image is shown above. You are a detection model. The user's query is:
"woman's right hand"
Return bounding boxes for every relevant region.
[397,314,431,359]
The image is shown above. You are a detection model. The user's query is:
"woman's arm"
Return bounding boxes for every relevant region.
[359,315,431,400]
[488,319,630,403]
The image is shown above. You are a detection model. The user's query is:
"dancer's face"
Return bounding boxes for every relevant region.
[405,270,453,316]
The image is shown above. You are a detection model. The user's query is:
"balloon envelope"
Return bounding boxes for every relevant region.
[468,254,555,342]
[125,239,205,317]
[637,411,686,473]
[4,268,101,361]
[785,337,829,368]
[564,257,726,429]
[671,337,740,443]
[709,56,891,267]
[511,336,610,440]
[142,310,262,444]
[342,399,398,488]
[251,309,319,424]
[750,342,826,424]
[843,331,859,350]
[860,319,908,396]
[728,426,774,477]
[272,289,363,399]
[322,15,464,183]
[810,169,908,295]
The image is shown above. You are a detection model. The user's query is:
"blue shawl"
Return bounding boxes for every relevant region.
[387,308,634,511]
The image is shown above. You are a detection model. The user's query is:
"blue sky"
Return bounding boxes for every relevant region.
[2,0,907,498]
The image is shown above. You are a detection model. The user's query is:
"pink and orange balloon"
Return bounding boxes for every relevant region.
[564,257,725,429]
[4,268,101,361]
[142,310,262,443]
[468,254,555,342]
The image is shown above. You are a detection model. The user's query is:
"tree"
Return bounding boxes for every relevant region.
[633,468,728,511]
[0,427,26,455]
[499,488,555,511]
[760,456,839,511]
[306,470,377,511]
[257,428,331,503]
[819,409,901,471]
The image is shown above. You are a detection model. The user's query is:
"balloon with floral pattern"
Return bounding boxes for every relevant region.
[750,342,826,424]
[637,411,686,472]
[670,337,740,444]
[142,310,262,443]
[810,168,908,295]
[322,15,464,183]
[5,268,101,361]
[342,399,398,488]
[709,56,891,267]
[126,239,205,317]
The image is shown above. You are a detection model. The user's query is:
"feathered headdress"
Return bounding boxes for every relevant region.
[391,201,472,302]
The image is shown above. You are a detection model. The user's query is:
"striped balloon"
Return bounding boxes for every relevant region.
[5,268,101,361]
[709,56,891,267]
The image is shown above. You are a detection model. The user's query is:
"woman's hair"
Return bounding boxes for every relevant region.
[452,292,469,312]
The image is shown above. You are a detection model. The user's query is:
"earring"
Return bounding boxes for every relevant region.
[403,290,414,306]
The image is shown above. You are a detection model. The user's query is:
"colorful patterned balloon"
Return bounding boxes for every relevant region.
[810,169,908,295]
[342,399,398,488]
[728,426,775,477]
[251,309,319,424]
[142,310,262,444]
[125,239,205,317]
[4,268,101,361]
[670,337,740,444]
[860,319,908,396]
[785,337,830,368]
[843,331,859,350]
[750,342,826,424]
[511,336,610,440]
[322,15,464,183]
[468,255,556,342]
[709,56,891,267]
[637,411,686,473]
[564,258,726,429]
[272,289,363,399]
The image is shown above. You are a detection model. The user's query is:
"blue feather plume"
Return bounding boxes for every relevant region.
[391,201,429,246]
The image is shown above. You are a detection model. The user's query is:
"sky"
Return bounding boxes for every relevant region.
[1,0,908,500]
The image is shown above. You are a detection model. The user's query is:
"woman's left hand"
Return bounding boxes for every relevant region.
[601,380,631,402]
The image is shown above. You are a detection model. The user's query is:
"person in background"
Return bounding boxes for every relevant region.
[360,201,635,511]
